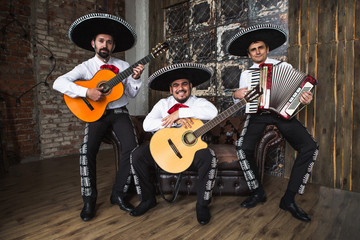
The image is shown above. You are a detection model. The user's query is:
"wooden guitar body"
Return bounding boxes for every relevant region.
[64,69,124,122]
[149,119,207,173]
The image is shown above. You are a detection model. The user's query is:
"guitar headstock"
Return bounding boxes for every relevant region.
[244,85,263,102]
[151,42,169,58]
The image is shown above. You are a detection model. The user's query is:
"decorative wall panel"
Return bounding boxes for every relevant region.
[165,0,288,112]
[164,0,288,177]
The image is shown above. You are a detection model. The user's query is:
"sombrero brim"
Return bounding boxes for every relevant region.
[69,13,137,53]
[227,24,287,56]
[148,63,213,91]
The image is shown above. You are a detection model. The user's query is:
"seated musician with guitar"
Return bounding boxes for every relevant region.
[129,63,218,225]
[53,13,145,221]
[227,24,319,222]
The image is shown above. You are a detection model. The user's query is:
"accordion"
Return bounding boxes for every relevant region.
[245,63,317,119]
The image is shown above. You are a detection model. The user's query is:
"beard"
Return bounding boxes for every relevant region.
[96,47,110,59]
[173,90,190,103]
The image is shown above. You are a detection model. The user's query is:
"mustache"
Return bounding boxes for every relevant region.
[100,48,109,52]
[175,90,187,94]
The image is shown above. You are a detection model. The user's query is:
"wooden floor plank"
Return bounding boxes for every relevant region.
[1,149,360,240]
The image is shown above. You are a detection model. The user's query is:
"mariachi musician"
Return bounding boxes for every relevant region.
[53,13,145,221]
[130,63,218,225]
[227,24,319,222]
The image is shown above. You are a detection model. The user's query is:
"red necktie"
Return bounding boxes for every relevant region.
[167,103,189,114]
[100,64,119,74]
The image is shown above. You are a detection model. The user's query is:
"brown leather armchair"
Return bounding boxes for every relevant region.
[103,116,285,196]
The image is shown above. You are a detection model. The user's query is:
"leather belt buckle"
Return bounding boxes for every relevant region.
[260,110,271,115]
[114,107,128,114]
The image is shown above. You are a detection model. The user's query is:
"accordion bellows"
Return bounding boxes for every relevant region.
[246,64,317,119]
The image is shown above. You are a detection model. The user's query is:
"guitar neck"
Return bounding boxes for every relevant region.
[105,54,155,89]
[193,98,247,138]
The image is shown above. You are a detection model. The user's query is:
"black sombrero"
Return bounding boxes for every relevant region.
[227,24,287,56]
[148,63,214,91]
[69,13,137,53]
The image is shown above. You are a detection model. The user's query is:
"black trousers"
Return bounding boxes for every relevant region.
[130,144,218,206]
[236,112,319,194]
[79,109,138,201]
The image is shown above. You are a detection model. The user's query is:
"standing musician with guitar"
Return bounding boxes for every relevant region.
[129,63,218,225]
[227,24,319,222]
[53,13,145,222]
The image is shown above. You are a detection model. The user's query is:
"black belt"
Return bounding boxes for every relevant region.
[259,110,272,115]
[104,106,128,115]
[258,110,282,118]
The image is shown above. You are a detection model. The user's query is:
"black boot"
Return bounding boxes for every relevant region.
[129,198,157,217]
[196,203,211,225]
[240,187,267,208]
[110,193,134,212]
[80,200,96,221]
[279,197,311,222]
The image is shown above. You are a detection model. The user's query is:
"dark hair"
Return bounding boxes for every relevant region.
[247,40,269,53]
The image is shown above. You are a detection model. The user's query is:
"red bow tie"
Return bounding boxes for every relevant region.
[100,64,119,74]
[259,63,272,68]
[167,103,189,114]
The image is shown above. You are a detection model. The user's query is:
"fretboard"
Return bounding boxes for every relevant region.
[193,98,247,138]
[105,54,155,89]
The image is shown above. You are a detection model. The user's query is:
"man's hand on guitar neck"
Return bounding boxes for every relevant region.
[132,64,145,80]
[86,87,105,102]
[161,111,194,129]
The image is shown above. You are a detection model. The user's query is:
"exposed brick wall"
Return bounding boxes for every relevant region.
[0,0,37,164]
[0,0,125,164]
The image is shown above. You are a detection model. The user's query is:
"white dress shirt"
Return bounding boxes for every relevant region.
[53,56,142,109]
[143,95,218,133]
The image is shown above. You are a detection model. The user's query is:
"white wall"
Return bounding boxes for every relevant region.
[125,0,149,115]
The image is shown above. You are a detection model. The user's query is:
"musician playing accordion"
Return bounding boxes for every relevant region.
[227,24,319,222]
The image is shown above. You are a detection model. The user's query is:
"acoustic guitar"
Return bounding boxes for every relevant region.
[149,86,262,173]
[64,42,169,122]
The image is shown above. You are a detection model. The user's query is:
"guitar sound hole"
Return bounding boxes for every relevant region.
[99,82,111,94]
[183,132,196,145]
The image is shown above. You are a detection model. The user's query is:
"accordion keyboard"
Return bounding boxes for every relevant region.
[245,70,260,114]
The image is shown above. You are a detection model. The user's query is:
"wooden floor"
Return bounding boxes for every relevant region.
[1,149,359,240]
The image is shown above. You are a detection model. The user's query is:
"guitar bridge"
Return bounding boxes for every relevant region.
[167,139,182,159]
